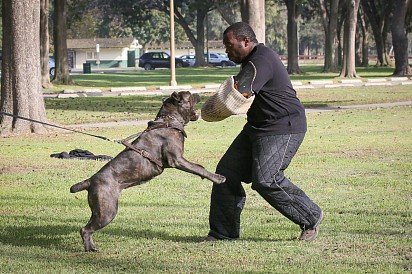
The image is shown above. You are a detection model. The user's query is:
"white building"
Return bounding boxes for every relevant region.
[67,38,141,69]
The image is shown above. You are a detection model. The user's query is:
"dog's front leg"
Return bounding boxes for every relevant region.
[170,157,226,184]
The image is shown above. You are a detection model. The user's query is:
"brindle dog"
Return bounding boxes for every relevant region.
[70,91,225,252]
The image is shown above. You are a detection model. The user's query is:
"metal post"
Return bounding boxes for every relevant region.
[96,43,100,69]
[169,0,177,86]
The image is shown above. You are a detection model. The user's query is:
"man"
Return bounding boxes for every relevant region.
[206,22,323,241]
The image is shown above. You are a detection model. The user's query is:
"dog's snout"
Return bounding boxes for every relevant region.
[190,113,200,121]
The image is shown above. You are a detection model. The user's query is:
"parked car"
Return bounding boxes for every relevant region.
[216,53,229,58]
[204,52,236,67]
[179,54,196,66]
[48,58,55,77]
[138,52,190,70]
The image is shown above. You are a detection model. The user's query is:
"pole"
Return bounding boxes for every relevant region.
[169,0,177,86]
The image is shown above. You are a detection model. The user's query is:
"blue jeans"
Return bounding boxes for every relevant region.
[208,130,322,239]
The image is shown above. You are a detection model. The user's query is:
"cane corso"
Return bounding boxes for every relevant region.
[70,91,225,252]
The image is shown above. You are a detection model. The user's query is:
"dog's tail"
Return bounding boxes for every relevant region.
[70,179,90,193]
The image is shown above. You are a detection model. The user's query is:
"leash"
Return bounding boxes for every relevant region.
[0,111,128,143]
[0,111,163,167]
[121,140,163,167]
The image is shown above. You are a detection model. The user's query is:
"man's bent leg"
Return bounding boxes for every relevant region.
[251,133,322,231]
[208,131,252,239]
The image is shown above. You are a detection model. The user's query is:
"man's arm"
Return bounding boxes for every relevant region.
[233,62,256,98]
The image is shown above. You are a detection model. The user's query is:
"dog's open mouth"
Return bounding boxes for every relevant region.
[190,94,201,121]
[190,112,200,121]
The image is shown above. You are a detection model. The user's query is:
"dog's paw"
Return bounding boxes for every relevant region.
[213,174,226,184]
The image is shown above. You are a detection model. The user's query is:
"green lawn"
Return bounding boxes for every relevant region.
[0,106,411,273]
[45,84,412,125]
[49,65,399,92]
[1,67,411,273]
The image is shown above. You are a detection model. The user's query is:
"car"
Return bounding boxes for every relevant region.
[48,57,55,77]
[216,53,229,58]
[204,52,236,67]
[179,54,196,66]
[138,52,190,70]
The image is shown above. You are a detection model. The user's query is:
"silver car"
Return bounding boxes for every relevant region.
[179,54,196,67]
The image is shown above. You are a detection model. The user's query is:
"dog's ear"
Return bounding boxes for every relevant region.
[171,91,181,104]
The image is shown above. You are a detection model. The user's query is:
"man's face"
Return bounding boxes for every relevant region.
[223,31,249,64]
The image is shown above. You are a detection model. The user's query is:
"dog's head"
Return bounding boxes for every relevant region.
[159,91,201,124]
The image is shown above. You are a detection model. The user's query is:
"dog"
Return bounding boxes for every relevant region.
[70,91,226,252]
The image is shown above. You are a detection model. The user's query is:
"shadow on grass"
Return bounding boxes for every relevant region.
[45,95,347,116]
[45,94,210,114]
[0,219,201,251]
[104,227,201,243]
[302,100,356,108]
[0,223,78,250]
[45,95,164,113]
[71,67,238,88]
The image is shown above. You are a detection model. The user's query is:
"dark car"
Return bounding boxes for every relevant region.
[138,52,190,70]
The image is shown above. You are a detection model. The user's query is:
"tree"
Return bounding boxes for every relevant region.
[189,2,211,66]
[340,0,360,78]
[214,0,240,25]
[67,0,133,39]
[356,6,369,67]
[0,0,48,135]
[284,0,303,74]
[53,0,72,84]
[316,0,340,72]
[361,0,392,66]
[114,0,214,67]
[265,1,288,54]
[299,17,325,56]
[240,0,265,43]
[391,0,412,76]
[206,8,234,41]
[40,0,52,88]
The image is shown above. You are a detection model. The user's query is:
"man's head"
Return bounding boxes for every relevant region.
[223,22,258,64]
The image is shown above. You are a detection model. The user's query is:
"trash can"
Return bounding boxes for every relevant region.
[83,63,91,74]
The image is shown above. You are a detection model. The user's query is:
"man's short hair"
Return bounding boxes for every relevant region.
[223,22,258,43]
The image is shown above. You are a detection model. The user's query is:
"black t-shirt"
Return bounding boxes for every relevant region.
[237,44,307,136]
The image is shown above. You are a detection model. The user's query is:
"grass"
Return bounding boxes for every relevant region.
[0,105,411,273]
[1,67,411,272]
[48,64,399,92]
[44,84,412,125]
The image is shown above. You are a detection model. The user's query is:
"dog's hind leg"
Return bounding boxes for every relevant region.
[80,187,120,252]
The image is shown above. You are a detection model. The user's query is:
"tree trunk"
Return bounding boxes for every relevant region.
[40,0,52,88]
[361,0,391,66]
[53,0,72,84]
[355,25,362,66]
[319,0,339,72]
[359,8,369,67]
[195,8,207,66]
[240,0,265,44]
[391,0,412,76]
[340,0,360,78]
[284,0,302,74]
[0,0,48,135]
[174,4,208,66]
